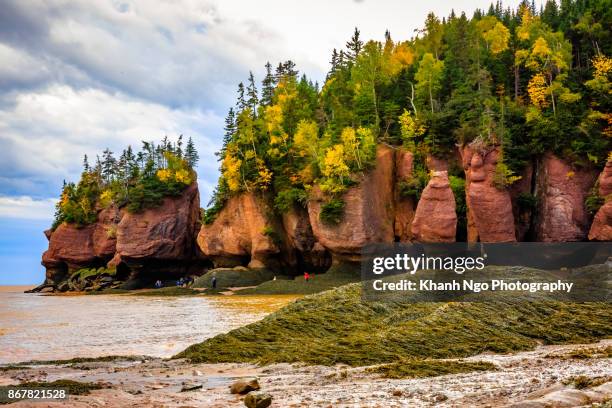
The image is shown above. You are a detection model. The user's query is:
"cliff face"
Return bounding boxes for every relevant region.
[535,153,597,242]
[42,206,120,279]
[40,147,610,290]
[111,182,200,266]
[588,158,612,241]
[40,182,201,290]
[394,148,416,242]
[307,145,395,262]
[461,146,516,242]
[197,193,280,268]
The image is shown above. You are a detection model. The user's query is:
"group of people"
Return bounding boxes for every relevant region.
[154,272,313,290]
[153,276,194,289]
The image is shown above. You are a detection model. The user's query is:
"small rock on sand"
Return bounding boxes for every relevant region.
[180,382,203,392]
[244,391,272,408]
[230,378,260,394]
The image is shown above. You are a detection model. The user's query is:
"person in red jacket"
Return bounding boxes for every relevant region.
[304,272,310,282]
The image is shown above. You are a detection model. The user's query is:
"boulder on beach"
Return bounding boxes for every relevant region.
[244,391,272,408]
[230,378,260,395]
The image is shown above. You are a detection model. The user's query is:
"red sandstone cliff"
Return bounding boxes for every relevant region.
[588,158,612,241]
[41,183,201,288]
[196,193,280,268]
[411,167,457,242]
[394,148,416,242]
[461,145,516,242]
[535,153,597,242]
[307,145,396,262]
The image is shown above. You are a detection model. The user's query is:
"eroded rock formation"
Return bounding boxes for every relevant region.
[111,182,200,267]
[42,206,120,275]
[307,145,395,261]
[411,157,457,242]
[588,158,612,241]
[461,145,516,242]
[535,153,597,242]
[197,192,280,268]
[41,183,202,290]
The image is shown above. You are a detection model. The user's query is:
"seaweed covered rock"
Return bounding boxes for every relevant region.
[589,158,612,241]
[536,153,597,242]
[307,145,395,261]
[197,193,280,268]
[461,145,516,242]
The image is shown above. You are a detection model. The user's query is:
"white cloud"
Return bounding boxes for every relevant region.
[0,85,222,200]
[0,195,57,220]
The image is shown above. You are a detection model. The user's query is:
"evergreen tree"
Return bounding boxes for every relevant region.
[82,155,90,172]
[185,137,199,167]
[261,62,275,106]
[176,134,183,159]
[217,108,236,160]
[282,60,298,78]
[236,82,247,111]
[101,149,116,184]
[246,71,259,115]
[345,27,363,62]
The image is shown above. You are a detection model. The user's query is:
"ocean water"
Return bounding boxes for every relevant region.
[0,286,298,364]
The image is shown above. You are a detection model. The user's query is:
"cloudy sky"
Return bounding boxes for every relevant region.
[0,0,522,284]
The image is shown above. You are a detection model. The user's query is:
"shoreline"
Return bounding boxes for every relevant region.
[1,340,610,407]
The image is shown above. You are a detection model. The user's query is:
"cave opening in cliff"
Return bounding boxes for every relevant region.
[117,259,207,289]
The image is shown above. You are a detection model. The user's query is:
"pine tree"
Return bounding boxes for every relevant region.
[82,155,90,172]
[282,60,298,78]
[345,27,363,62]
[236,82,247,112]
[246,71,259,115]
[261,62,275,106]
[185,137,199,167]
[176,134,183,159]
[101,149,116,184]
[329,48,339,77]
[217,108,236,160]
[275,62,285,82]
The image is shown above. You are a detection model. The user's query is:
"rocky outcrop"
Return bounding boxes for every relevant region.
[394,148,416,242]
[307,145,395,261]
[41,183,201,290]
[281,207,331,271]
[411,166,457,242]
[197,193,280,268]
[535,153,597,242]
[282,207,315,253]
[588,158,612,241]
[111,182,200,267]
[461,145,516,242]
[42,206,120,274]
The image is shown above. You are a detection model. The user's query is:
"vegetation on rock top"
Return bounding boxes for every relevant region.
[52,136,199,229]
